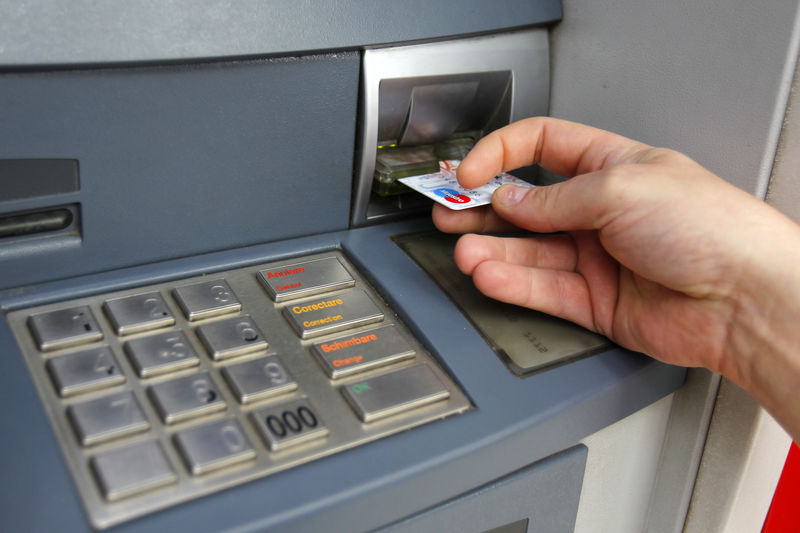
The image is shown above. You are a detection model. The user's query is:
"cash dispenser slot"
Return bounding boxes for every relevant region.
[379,73,510,148]
[397,80,481,146]
[371,72,511,197]
[352,29,551,226]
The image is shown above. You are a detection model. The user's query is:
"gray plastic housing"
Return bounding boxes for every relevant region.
[0,54,358,290]
[0,2,688,532]
[0,1,562,67]
[0,2,559,291]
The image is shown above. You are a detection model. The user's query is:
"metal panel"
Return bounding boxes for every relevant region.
[353,29,551,226]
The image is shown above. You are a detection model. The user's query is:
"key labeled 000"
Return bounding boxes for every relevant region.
[264,406,317,438]
[252,399,328,452]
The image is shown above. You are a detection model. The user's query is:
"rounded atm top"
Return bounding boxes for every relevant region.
[0,0,561,68]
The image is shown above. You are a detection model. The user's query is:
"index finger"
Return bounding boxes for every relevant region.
[457,117,651,188]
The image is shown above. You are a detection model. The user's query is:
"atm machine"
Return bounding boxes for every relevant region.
[0,2,795,532]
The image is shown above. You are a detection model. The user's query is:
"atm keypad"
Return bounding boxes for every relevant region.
[7,251,470,529]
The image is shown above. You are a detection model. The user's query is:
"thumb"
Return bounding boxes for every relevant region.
[491,170,624,233]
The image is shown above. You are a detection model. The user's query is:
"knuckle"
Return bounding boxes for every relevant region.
[632,146,685,165]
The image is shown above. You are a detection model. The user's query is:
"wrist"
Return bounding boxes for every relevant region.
[723,212,800,437]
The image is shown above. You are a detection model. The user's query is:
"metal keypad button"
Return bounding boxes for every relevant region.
[258,257,355,302]
[283,289,384,339]
[148,372,226,425]
[125,331,200,378]
[173,419,256,476]
[46,346,125,397]
[341,364,450,423]
[103,292,175,335]
[68,391,150,446]
[173,280,241,321]
[28,306,103,352]
[312,325,416,379]
[91,441,176,502]
[221,355,297,404]
[196,315,267,361]
[252,398,328,452]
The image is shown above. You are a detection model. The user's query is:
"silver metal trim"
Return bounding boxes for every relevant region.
[352,28,551,226]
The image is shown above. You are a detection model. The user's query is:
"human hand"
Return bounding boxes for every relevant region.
[433,118,800,439]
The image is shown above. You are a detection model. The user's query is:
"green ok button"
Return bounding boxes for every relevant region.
[341,364,450,423]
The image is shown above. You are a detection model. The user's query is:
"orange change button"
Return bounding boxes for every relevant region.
[312,325,416,378]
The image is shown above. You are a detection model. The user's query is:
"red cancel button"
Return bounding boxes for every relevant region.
[258,256,355,302]
[275,282,303,292]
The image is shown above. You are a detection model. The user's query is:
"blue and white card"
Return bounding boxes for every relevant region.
[398,160,534,210]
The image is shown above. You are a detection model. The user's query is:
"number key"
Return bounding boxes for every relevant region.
[46,346,125,397]
[91,440,176,502]
[252,398,328,452]
[125,331,200,378]
[103,292,175,335]
[196,315,267,360]
[221,355,297,404]
[173,419,256,475]
[28,306,103,352]
[68,391,150,446]
[148,373,226,425]
[173,280,242,321]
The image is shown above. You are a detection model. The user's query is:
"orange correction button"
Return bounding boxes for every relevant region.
[258,257,355,302]
[282,289,384,339]
[312,325,416,379]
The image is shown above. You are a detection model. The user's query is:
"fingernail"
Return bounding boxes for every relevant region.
[495,185,528,206]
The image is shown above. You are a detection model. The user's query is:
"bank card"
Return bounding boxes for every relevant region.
[398,160,534,210]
